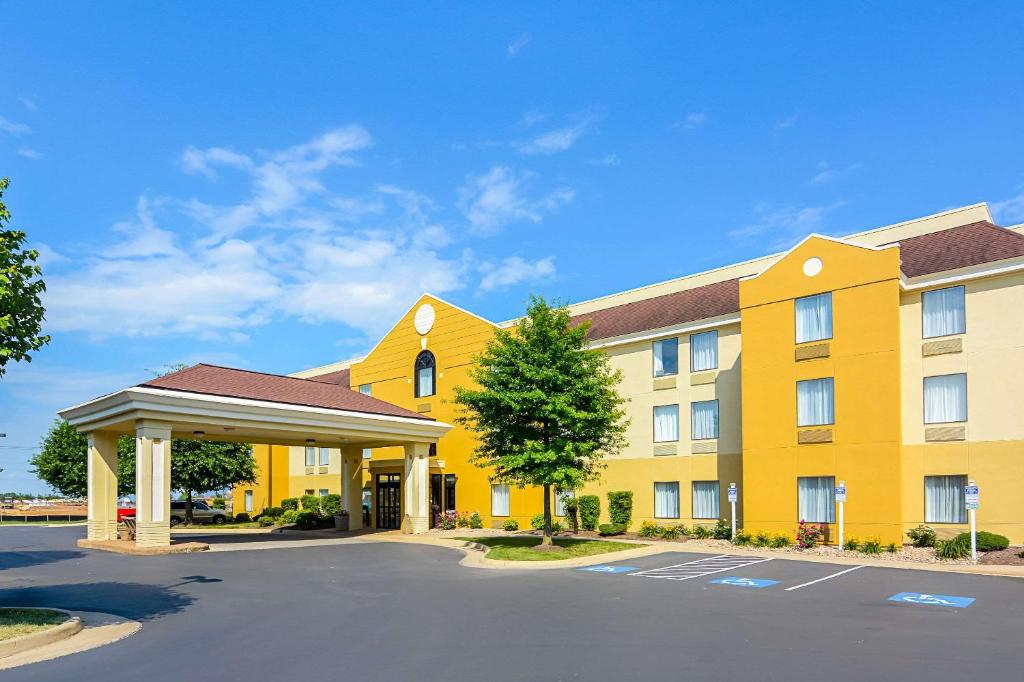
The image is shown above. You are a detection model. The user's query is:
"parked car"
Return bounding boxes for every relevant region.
[170,500,228,525]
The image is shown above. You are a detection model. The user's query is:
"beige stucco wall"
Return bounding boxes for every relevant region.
[286,446,343,498]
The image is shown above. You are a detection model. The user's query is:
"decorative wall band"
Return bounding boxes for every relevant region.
[691,440,717,454]
[653,376,677,390]
[922,338,963,357]
[318,466,329,475]
[925,425,966,442]
[305,467,314,475]
[416,403,432,413]
[797,428,833,444]
[690,371,718,386]
[653,443,678,456]
[795,343,830,361]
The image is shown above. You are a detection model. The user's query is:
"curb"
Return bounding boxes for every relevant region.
[0,609,83,659]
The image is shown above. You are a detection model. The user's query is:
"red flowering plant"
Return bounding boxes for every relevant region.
[437,510,458,530]
[796,520,824,549]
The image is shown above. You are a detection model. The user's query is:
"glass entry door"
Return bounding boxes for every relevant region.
[376,473,401,529]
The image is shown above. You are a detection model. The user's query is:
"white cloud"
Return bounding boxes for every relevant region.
[519,110,546,128]
[992,191,1024,224]
[16,147,43,160]
[479,256,555,292]
[458,165,573,235]
[675,112,707,130]
[19,96,38,112]
[776,114,799,130]
[0,115,31,135]
[811,161,863,185]
[516,117,593,156]
[729,202,845,250]
[589,153,620,167]
[507,33,531,57]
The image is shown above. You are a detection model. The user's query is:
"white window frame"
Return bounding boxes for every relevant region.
[690,330,718,372]
[654,482,680,519]
[653,404,680,443]
[922,285,966,339]
[491,484,510,517]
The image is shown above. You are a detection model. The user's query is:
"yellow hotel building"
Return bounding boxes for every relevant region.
[234,202,1024,545]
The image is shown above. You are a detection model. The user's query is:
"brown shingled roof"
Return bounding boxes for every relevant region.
[304,368,350,387]
[573,278,740,341]
[140,364,430,420]
[897,221,1024,278]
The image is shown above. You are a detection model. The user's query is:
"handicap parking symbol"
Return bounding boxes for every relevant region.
[577,565,639,574]
[888,592,975,608]
[710,577,780,589]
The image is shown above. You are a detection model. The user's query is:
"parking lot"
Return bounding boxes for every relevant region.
[1,526,1021,681]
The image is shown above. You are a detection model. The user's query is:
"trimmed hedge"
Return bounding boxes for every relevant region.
[578,495,600,531]
[300,494,321,512]
[233,513,251,523]
[281,498,299,511]
[607,491,633,528]
[502,519,519,531]
[598,522,626,536]
[262,506,284,519]
[320,494,342,517]
[294,510,319,529]
[974,531,1010,552]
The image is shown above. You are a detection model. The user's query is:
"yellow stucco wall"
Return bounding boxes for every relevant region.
[740,238,905,544]
[232,444,290,515]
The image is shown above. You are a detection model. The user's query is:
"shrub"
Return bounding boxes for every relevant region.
[211,496,226,509]
[843,536,859,552]
[281,509,298,524]
[1017,550,1024,559]
[469,511,483,529]
[692,524,712,539]
[936,533,972,560]
[607,491,633,528]
[551,520,564,533]
[770,534,791,549]
[320,494,342,517]
[281,498,299,511]
[661,525,681,540]
[638,521,662,538]
[578,495,600,531]
[906,524,936,548]
[598,523,626,536]
[530,513,545,531]
[262,506,284,519]
[300,495,321,514]
[234,513,251,523]
[733,529,753,546]
[712,518,733,540]
[438,510,458,530]
[455,512,470,528]
[294,510,319,529]
[860,538,883,554]
[796,521,824,549]
[258,515,277,527]
[975,531,1010,552]
[753,531,771,548]
[502,518,519,531]
[563,497,579,532]
[885,543,898,553]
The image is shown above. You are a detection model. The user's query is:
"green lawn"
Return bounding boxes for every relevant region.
[455,536,641,561]
[0,608,68,641]
[172,521,265,529]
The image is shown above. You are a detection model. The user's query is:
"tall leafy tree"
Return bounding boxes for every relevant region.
[0,177,50,377]
[454,296,628,546]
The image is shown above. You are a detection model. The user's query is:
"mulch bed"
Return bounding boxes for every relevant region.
[521,529,688,543]
[979,547,1024,565]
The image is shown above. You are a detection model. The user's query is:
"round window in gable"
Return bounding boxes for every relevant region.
[414,303,436,335]
[802,257,823,277]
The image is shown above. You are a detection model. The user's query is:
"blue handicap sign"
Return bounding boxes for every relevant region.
[889,592,975,608]
[577,565,639,574]
[710,576,781,589]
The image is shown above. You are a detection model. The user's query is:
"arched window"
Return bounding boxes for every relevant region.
[414,351,436,398]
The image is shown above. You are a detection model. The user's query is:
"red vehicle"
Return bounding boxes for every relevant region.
[117,507,136,522]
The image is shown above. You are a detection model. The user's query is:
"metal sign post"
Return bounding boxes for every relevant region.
[728,483,738,539]
[965,481,980,562]
[835,480,847,550]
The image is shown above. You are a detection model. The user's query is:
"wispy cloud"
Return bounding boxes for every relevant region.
[515,116,593,156]
[776,114,799,130]
[479,256,555,292]
[992,190,1024,224]
[810,161,864,185]
[519,110,546,128]
[507,33,531,57]
[729,202,845,251]
[19,96,38,112]
[674,112,707,130]
[0,115,31,135]
[589,153,620,167]
[458,165,573,235]
[16,147,43,160]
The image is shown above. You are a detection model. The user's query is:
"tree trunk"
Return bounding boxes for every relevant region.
[541,483,552,546]
[184,489,193,525]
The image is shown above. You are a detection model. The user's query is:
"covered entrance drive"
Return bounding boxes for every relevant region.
[59,364,452,548]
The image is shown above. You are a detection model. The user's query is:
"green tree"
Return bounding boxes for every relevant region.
[0,177,50,377]
[454,296,628,546]
[31,418,256,525]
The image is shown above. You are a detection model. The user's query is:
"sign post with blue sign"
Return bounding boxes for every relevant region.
[965,481,980,561]
[835,480,847,550]
[728,483,738,539]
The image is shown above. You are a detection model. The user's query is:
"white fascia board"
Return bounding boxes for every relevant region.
[739,233,899,283]
[900,257,1024,291]
[587,314,741,350]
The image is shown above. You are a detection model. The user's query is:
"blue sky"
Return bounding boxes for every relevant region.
[2,3,1023,493]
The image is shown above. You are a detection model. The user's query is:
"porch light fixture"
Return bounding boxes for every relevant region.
[305,439,316,445]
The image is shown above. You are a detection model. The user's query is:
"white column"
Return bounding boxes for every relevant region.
[86,431,119,541]
[135,421,172,547]
[341,445,363,531]
[403,442,430,534]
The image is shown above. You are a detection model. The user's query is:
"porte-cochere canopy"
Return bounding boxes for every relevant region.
[60,364,452,547]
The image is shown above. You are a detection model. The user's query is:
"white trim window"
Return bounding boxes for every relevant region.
[798,476,835,523]
[653,405,680,442]
[690,330,718,372]
[244,490,254,513]
[654,482,680,519]
[922,286,965,338]
[924,374,967,424]
[652,338,679,377]
[691,481,719,519]
[304,446,316,466]
[319,447,330,466]
[924,475,967,523]
[797,378,835,427]
[554,489,574,516]
[491,484,510,517]
[795,292,833,343]
[691,400,719,440]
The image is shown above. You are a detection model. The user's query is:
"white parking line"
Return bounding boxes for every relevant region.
[783,565,866,591]
[630,554,774,581]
